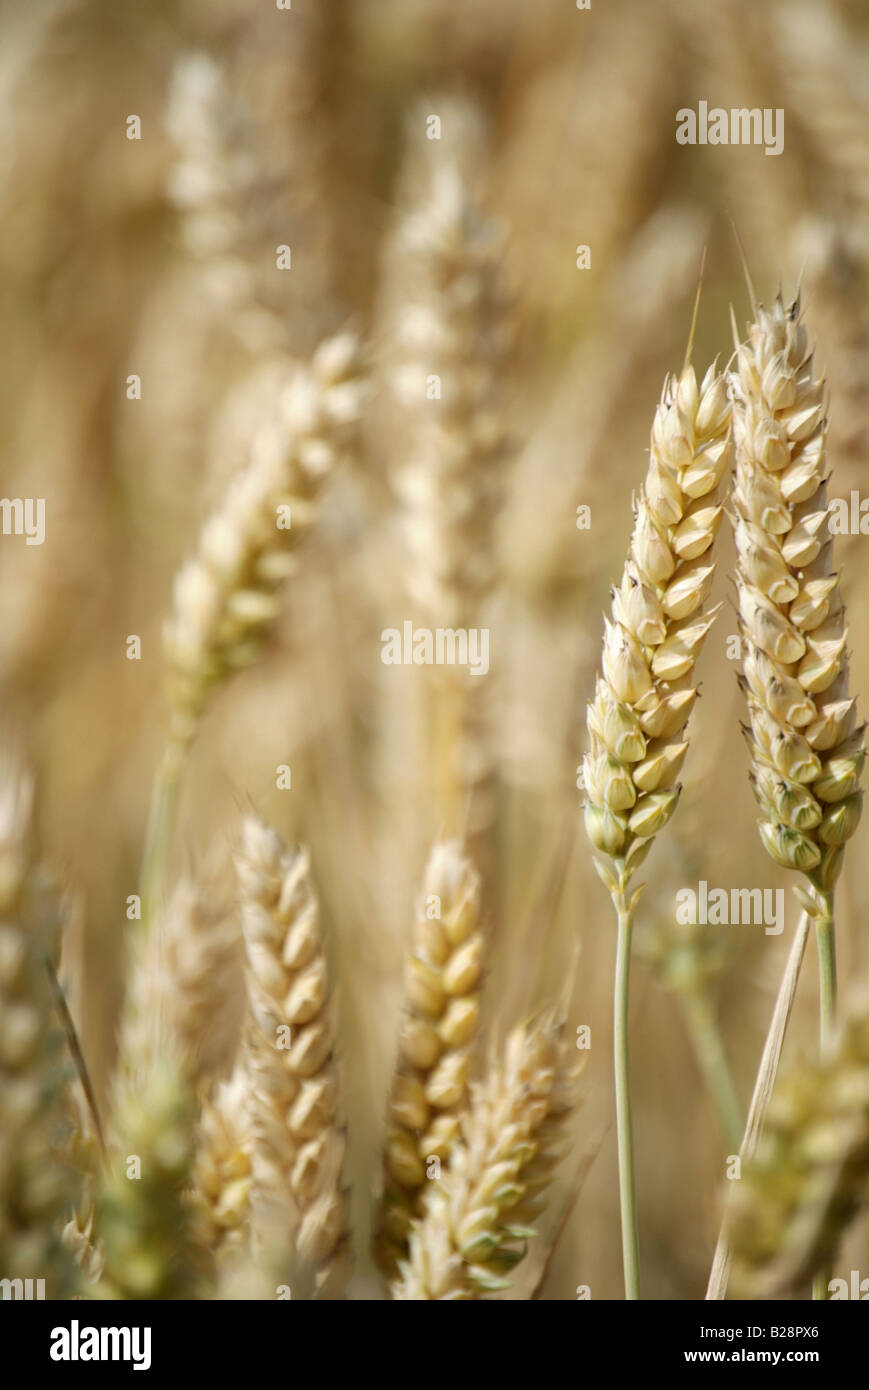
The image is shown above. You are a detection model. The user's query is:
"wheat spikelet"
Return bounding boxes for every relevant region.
[189,1063,252,1264]
[582,356,732,894]
[162,332,365,750]
[728,1000,869,1298]
[237,816,349,1298]
[393,1012,580,1300]
[0,753,75,1293]
[375,839,484,1274]
[96,1053,198,1300]
[59,1079,105,1288]
[731,294,864,891]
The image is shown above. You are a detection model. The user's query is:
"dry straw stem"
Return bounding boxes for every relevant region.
[97,1053,198,1301]
[375,839,484,1274]
[705,909,810,1300]
[392,1011,580,1300]
[727,998,869,1299]
[0,754,75,1294]
[237,816,349,1298]
[390,99,512,837]
[189,1063,252,1264]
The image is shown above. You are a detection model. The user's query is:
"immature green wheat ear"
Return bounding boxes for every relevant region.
[731,293,865,894]
[582,358,732,897]
[0,755,76,1295]
[728,999,869,1299]
[392,1011,581,1301]
[96,1054,199,1300]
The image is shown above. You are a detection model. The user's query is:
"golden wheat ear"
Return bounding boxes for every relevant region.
[731,292,863,901]
[392,1010,581,1301]
[582,357,732,891]
[374,839,484,1276]
[142,333,366,923]
[236,815,350,1299]
[582,345,733,1299]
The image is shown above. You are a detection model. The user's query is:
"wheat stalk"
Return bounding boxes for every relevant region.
[582,347,733,1297]
[375,839,484,1275]
[392,1011,580,1300]
[237,815,349,1298]
[727,998,869,1299]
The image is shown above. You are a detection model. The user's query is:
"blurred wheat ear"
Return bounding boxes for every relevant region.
[141,333,366,925]
[392,1010,581,1300]
[237,816,350,1300]
[374,839,484,1276]
[0,753,78,1295]
[727,997,869,1299]
[386,96,513,893]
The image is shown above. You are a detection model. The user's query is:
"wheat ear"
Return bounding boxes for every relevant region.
[0,755,76,1294]
[390,100,512,853]
[237,816,349,1298]
[582,352,732,1297]
[115,877,243,1093]
[731,293,863,973]
[392,1011,579,1300]
[728,999,869,1299]
[141,332,364,923]
[731,292,864,1297]
[375,839,484,1275]
[97,1052,198,1300]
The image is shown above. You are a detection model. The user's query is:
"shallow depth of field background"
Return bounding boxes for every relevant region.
[3,0,869,1298]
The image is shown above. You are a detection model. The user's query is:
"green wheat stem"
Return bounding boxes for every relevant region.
[811,886,837,1301]
[680,986,743,1155]
[613,892,641,1300]
[140,737,187,932]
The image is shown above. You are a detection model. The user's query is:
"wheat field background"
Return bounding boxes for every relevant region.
[2,0,869,1301]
